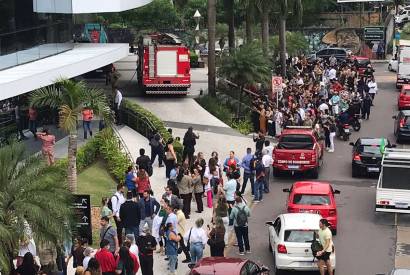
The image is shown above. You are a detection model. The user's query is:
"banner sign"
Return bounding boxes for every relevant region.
[72,194,92,244]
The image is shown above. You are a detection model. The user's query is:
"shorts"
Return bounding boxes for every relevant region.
[317,251,331,261]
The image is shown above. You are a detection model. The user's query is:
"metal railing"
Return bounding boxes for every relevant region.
[111,125,134,164]
[120,107,157,140]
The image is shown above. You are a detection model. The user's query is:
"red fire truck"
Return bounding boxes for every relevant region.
[137,33,191,95]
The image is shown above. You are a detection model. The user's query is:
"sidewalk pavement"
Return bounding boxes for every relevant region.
[395,226,410,269]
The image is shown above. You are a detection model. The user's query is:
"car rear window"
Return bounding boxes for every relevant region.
[277,135,314,150]
[360,145,382,155]
[293,194,331,205]
[357,59,370,65]
[284,230,316,242]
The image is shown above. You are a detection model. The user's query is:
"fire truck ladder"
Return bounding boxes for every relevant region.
[148,44,155,78]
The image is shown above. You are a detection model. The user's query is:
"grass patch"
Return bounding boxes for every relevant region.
[77,160,117,207]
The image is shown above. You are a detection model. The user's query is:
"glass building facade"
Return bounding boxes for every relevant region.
[0,0,73,70]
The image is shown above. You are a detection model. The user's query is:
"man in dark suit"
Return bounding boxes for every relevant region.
[120,191,141,240]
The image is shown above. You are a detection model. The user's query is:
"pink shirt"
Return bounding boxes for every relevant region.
[39,134,55,151]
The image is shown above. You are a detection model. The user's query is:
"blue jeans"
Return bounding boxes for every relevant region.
[168,254,178,273]
[241,172,255,195]
[254,178,264,201]
[125,226,139,241]
[190,242,204,264]
[83,121,92,139]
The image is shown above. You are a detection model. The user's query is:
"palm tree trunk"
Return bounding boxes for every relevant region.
[208,0,217,97]
[245,2,254,43]
[224,0,235,52]
[67,132,78,192]
[279,18,287,78]
[261,10,269,55]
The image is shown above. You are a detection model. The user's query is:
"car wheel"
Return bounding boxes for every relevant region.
[311,167,319,179]
[388,64,392,71]
[273,168,281,177]
[352,166,360,178]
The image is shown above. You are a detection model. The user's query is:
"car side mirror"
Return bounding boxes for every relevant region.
[349,142,354,146]
[334,190,341,194]
[265,221,274,226]
[393,115,397,119]
[283,188,290,192]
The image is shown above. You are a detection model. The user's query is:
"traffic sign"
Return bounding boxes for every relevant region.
[72,194,92,244]
[272,76,283,106]
[364,26,384,41]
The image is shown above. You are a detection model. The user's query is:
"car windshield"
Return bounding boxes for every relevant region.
[293,194,331,205]
[277,135,314,150]
[360,145,382,155]
[284,230,317,243]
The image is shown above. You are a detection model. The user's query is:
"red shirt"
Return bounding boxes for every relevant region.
[95,248,116,272]
[115,252,140,273]
[82,109,93,121]
[136,177,151,194]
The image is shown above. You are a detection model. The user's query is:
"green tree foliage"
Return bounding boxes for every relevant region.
[218,42,270,115]
[121,0,180,30]
[0,143,72,273]
[177,0,208,29]
[270,31,309,56]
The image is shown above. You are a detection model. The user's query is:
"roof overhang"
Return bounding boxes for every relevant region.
[0,43,129,101]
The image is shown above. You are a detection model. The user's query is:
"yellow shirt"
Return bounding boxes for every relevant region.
[176,210,186,236]
[318,227,333,253]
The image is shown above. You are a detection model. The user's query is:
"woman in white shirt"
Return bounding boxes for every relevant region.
[82,247,94,269]
[204,158,220,208]
[184,218,208,264]
[367,76,378,100]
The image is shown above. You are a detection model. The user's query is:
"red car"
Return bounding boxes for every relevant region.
[283,181,340,234]
[349,56,371,76]
[188,257,269,275]
[272,126,324,179]
[398,85,410,110]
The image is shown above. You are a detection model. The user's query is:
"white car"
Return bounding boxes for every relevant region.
[389,59,399,72]
[266,213,336,274]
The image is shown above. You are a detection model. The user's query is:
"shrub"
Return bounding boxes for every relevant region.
[121,99,183,160]
[190,51,199,68]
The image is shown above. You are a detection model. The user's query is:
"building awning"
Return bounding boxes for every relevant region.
[0,43,129,101]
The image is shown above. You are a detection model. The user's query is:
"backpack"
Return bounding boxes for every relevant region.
[107,195,118,211]
[235,206,248,227]
[311,239,323,260]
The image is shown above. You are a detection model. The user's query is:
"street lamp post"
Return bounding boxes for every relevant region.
[193,9,202,60]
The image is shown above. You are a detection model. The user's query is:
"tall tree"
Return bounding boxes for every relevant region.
[0,142,72,273]
[30,79,113,192]
[218,43,271,117]
[243,0,256,43]
[208,0,217,97]
[224,0,235,52]
[278,0,303,77]
[256,0,272,55]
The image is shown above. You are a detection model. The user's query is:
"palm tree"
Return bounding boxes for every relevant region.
[0,142,72,274]
[224,0,235,52]
[208,0,217,97]
[218,43,271,117]
[30,79,113,192]
[256,0,272,55]
[278,0,303,77]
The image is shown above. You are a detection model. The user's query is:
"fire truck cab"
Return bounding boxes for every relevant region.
[137,33,191,95]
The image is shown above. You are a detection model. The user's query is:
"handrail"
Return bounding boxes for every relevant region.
[111,125,134,164]
[120,107,157,139]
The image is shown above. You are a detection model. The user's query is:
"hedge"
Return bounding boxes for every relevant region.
[55,128,131,183]
[121,99,183,159]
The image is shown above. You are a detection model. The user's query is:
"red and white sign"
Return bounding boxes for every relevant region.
[272,76,283,89]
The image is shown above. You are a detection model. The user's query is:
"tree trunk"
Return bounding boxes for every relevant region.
[245,2,254,43]
[279,18,287,78]
[261,10,269,56]
[208,0,217,97]
[236,86,243,118]
[67,132,78,192]
[224,0,235,52]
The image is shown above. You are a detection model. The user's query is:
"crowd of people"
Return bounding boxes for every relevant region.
[253,54,377,152]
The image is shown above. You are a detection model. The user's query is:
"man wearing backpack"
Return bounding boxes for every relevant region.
[136,148,153,177]
[253,153,265,203]
[110,184,125,246]
[229,196,251,256]
[149,131,164,168]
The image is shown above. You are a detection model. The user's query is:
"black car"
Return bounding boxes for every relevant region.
[350,137,395,177]
[314,48,348,61]
[393,110,410,143]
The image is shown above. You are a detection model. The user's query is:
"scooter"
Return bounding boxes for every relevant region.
[337,123,351,141]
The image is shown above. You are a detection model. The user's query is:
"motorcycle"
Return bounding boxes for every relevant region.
[337,123,351,141]
[348,114,362,131]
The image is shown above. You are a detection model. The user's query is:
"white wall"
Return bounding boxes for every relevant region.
[33,0,152,13]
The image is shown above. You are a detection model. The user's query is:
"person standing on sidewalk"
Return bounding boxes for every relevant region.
[208,217,226,257]
[37,128,56,166]
[165,138,177,179]
[184,218,208,265]
[138,190,160,236]
[136,227,157,275]
[136,149,153,177]
[149,131,164,168]
[175,204,191,264]
[162,186,182,210]
[316,219,334,275]
[120,191,141,241]
[253,154,265,203]
[95,239,116,275]
[82,105,93,139]
[28,106,38,139]
[229,196,251,256]
[192,168,204,213]
[177,167,193,219]
[99,217,119,257]
[114,88,122,125]
[125,166,138,198]
[182,126,199,166]
[241,148,255,195]
[213,195,229,245]
[111,184,125,246]
[262,149,273,193]
[367,76,378,101]
[164,222,180,275]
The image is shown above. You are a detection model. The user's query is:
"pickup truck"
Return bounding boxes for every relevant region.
[272,126,324,179]
[376,148,410,213]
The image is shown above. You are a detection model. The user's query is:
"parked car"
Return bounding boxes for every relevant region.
[389,268,410,275]
[188,257,269,275]
[266,213,336,274]
[389,58,399,72]
[393,110,410,143]
[398,85,410,110]
[283,181,340,234]
[350,137,395,177]
[314,47,348,61]
[272,126,324,179]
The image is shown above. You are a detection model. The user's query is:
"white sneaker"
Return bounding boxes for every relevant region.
[328,149,334,153]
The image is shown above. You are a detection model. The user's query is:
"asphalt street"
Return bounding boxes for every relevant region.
[227,63,410,275]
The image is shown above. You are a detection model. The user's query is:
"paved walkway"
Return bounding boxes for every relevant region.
[396,226,410,269]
